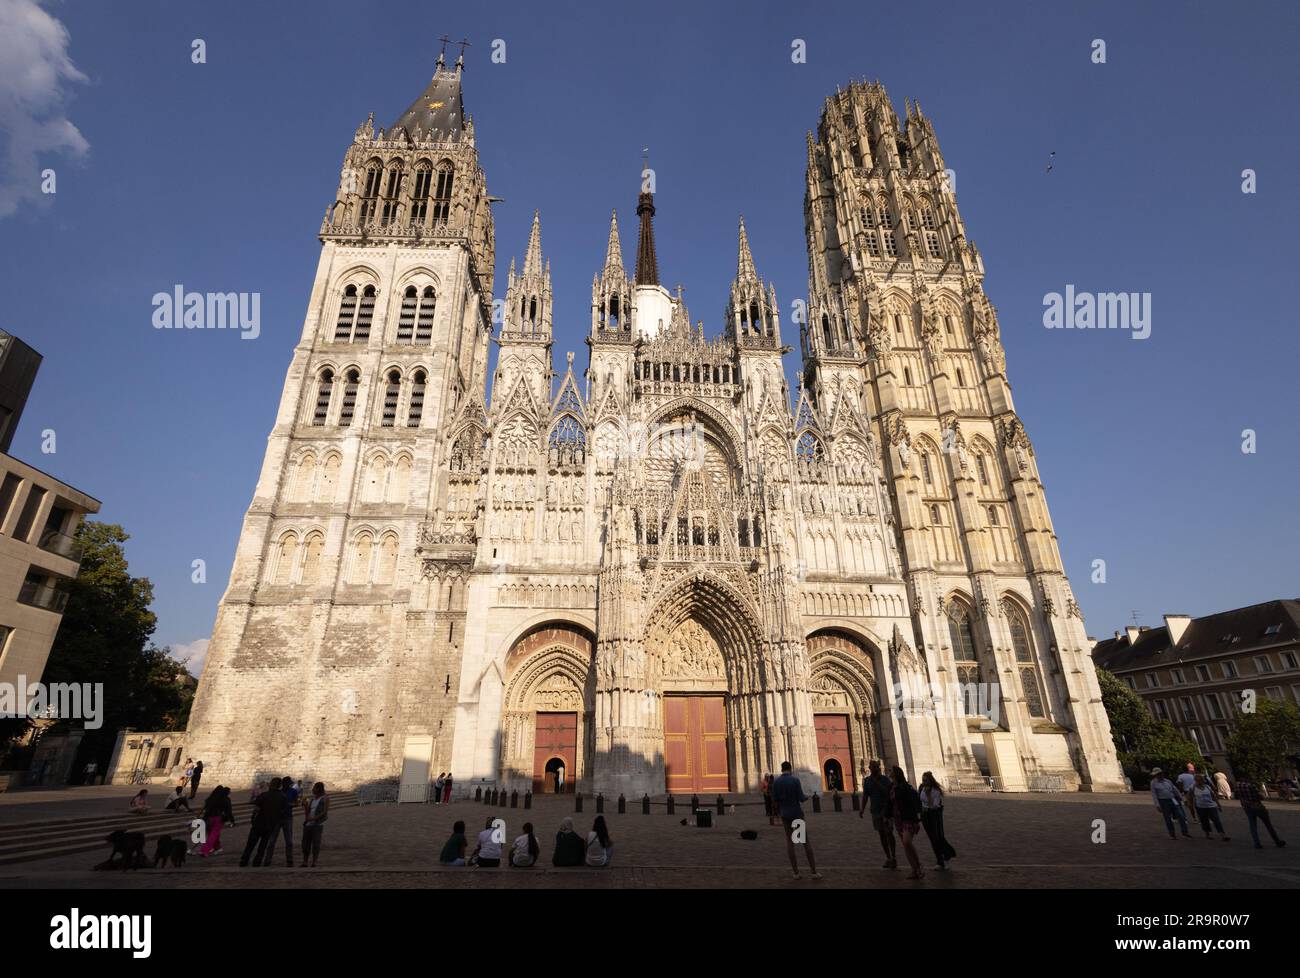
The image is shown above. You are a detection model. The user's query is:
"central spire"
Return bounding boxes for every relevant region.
[634,179,659,287]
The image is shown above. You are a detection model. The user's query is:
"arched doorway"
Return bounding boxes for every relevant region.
[543,756,567,794]
[807,630,883,792]
[501,623,595,793]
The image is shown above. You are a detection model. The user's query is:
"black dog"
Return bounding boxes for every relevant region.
[152,834,187,868]
[102,830,147,870]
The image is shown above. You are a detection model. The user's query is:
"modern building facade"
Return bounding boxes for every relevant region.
[1092,601,1300,772]
[185,56,1125,796]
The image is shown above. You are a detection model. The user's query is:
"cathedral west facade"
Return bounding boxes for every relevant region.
[185,54,1126,797]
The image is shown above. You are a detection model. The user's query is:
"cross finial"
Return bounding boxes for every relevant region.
[455,38,470,65]
[437,34,450,67]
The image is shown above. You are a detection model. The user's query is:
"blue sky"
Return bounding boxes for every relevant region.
[3,0,1298,671]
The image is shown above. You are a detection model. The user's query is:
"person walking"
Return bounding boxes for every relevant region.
[584,815,613,867]
[442,772,454,804]
[552,816,585,866]
[1213,770,1233,801]
[83,760,98,785]
[919,771,957,870]
[197,786,234,857]
[890,766,924,880]
[1177,763,1199,815]
[300,782,328,867]
[433,772,446,805]
[265,774,299,867]
[1191,774,1230,841]
[511,822,540,867]
[188,760,204,800]
[1234,778,1287,849]
[762,774,776,827]
[771,761,821,880]
[182,759,194,791]
[859,760,897,869]
[1150,768,1192,838]
[240,776,289,867]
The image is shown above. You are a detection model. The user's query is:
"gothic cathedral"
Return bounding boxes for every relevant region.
[185,54,1126,796]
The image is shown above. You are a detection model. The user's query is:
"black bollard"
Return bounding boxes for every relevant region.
[475,786,482,802]
[524,790,532,810]
[596,793,605,814]
[617,793,626,814]
[716,794,724,815]
[811,792,821,813]
[666,795,675,815]
[500,788,508,808]
[642,793,651,815]
[833,791,843,812]
[490,787,499,805]
[510,789,519,808]
[851,791,860,812]
[575,793,584,813]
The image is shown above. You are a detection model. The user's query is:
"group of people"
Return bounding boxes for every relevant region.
[439,815,614,868]
[1150,763,1288,848]
[183,776,331,867]
[431,772,454,804]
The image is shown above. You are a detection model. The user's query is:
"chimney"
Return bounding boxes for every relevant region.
[1163,614,1191,646]
[1125,625,1141,645]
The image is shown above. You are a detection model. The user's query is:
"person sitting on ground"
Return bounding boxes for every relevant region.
[129,789,149,815]
[438,820,468,866]
[469,816,503,868]
[511,822,540,867]
[165,785,192,812]
[552,816,585,866]
[585,815,613,867]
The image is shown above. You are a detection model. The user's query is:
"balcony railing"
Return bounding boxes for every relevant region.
[18,580,69,614]
[38,529,82,562]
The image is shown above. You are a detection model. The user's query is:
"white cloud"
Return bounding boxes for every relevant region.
[0,0,89,219]
[170,638,209,677]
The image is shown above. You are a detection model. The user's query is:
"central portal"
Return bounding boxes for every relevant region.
[663,695,729,793]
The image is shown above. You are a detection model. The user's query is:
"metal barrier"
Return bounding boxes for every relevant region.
[356,782,400,805]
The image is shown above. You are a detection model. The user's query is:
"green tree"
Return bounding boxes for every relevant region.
[1097,668,1203,788]
[7,521,194,775]
[1225,698,1300,783]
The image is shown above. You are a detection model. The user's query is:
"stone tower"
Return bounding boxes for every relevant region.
[801,81,1123,789]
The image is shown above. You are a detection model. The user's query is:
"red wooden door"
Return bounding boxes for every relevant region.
[814,713,855,792]
[533,712,577,793]
[664,695,730,793]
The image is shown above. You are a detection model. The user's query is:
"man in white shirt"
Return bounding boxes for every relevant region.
[470,816,503,867]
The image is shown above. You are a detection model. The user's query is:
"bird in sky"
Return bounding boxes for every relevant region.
[1046,150,1056,173]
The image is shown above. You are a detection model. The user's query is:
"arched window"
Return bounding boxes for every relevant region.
[390,455,412,502]
[796,431,824,463]
[397,287,417,342]
[987,505,1000,526]
[821,314,834,350]
[920,452,933,484]
[318,454,340,502]
[1003,599,1047,718]
[312,370,334,425]
[300,531,324,585]
[432,161,454,226]
[976,454,989,485]
[407,371,426,427]
[273,532,298,585]
[548,416,586,467]
[350,533,373,585]
[290,453,316,501]
[359,160,382,225]
[880,199,898,257]
[375,533,399,586]
[410,162,432,227]
[415,286,436,342]
[863,201,881,257]
[381,370,401,427]
[921,203,943,257]
[334,284,374,343]
[947,600,982,686]
[956,367,966,387]
[930,503,941,525]
[339,370,360,427]
[379,161,404,227]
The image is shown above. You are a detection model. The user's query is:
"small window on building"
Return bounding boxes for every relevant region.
[1222,660,1238,679]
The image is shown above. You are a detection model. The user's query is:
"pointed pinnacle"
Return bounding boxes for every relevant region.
[737,216,757,283]
[522,210,543,278]
[603,209,625,277]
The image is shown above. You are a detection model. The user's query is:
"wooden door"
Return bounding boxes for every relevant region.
[532,712,577,793]
[814,714,855,792]
[664,695,730,793]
